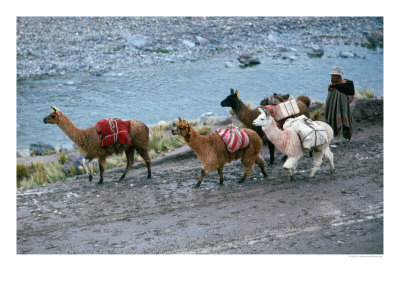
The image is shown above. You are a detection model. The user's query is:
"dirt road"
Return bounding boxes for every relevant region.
[17,121,383,254]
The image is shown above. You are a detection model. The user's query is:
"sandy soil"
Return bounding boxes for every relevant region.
[17,120,383,254]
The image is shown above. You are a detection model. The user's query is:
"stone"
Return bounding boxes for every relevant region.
[29,142,56,156]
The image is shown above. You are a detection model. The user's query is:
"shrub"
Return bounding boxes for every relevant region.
[149,125,185,154]
[355,87,375,99]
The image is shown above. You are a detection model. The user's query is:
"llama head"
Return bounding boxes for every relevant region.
[220,89,241,108]
[253,107,274,129]
[171,117,190,137]
[260,93,289,106]
[43,106,62,124]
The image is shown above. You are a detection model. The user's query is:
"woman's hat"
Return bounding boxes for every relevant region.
[329,66,344,76]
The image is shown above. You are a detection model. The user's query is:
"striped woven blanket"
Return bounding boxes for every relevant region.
[96,118,132,147]
[217,125,249,153]
[262,105,281,127]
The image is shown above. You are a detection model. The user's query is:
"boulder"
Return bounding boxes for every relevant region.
[351,98,383,124]
[61,152,98,175]
[307,45,324,57]
[29,142,56,156]
[238,53,260,67]
[365,29,383,46]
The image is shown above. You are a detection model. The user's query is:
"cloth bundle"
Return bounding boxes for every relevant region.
[283,115,328,150]
[96,118,132,147]
[217,125,249,153]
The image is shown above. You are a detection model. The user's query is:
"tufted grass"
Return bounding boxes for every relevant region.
[355,87,375,99]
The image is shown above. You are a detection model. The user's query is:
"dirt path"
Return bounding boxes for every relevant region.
[17,123,383,254]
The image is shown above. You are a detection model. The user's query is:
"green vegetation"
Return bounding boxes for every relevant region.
[146,48,170,54]
[313,35,347,40]
[18,161,68,189]
[149,123,185,156]
[355,87,375,99]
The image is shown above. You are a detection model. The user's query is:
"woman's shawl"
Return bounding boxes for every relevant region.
[324,89,353,139]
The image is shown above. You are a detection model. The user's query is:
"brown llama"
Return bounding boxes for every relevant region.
[221,89,276,165]
[43,106,151,184]
[172,117,267,188]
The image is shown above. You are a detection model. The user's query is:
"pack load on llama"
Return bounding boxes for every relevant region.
[96,118,132,147]
[217,124,250,153]
[272,99,300,120]
[283,115,328,150]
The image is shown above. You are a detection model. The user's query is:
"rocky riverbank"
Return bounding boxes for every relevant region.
[17,17,383,79]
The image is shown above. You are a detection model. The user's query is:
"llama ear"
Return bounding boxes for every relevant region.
[258,107,264,114]
[50,106,60,112]
[235,90,239,98]
[177,117,182,123]
[230,88,234,95]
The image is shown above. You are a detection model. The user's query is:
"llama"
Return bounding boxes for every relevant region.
[43,106,151,184]
[172,117,267,188]
[252,108,334,181]
[221,89,276,165]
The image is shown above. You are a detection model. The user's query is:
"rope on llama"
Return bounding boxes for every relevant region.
[96,118,132,147]
[217,124,249,153]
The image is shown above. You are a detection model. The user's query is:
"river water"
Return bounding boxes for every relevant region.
[17,45,383,154]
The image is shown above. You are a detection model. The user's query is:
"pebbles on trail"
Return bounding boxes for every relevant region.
[17,17,383,79]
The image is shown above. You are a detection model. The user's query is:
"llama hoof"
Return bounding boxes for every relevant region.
[290,176,296,182]
[89,174,93,182]
[97,179,103,184]
[330,169,335,175]
[194,183,201,188]
[147,174,152,179]
[118,176,125,181]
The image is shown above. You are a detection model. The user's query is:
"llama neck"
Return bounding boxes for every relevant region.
[233,99,254,125]
[233,98,247,114]
[263,121,285,148]
[57,114,85,147]
[184,125,207,156]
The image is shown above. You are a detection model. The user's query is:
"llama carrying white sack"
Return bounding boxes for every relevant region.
[283,115,328,150]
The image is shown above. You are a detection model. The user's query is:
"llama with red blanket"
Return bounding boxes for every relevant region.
[43,106,151,184]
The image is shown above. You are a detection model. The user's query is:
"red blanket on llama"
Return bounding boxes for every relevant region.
[96,118,132,147]
[217,125,249,153]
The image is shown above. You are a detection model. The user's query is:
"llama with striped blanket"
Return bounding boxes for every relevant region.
[172,117,267,188]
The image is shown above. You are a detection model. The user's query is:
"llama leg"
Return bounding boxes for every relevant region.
[98,157,106,184]
[324,147,335,175]
[266,139,275,165]
[283,156,301,181]
[195,168,207,188]
[255,155,267,177]
[119,148,135,181]
[308,150,324,178]
[239,158,255,183]
[83,157,93,182]
[137,148,152,179]
[217,167,224,184]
